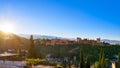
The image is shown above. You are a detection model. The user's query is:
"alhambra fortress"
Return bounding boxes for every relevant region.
[39,37,103,46]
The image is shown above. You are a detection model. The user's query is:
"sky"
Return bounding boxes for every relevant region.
[0,0,120,40]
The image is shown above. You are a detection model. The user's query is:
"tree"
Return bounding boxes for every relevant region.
[118,52,120,63]
[62,60,67,68]
[98,48,106,68]
[75,61,79,68]
[68,57,71,68]
[27,35,37,58]
[85,56,90,68]
[104,59,110,68]
[17,48,22,57]
[80,49,84,68]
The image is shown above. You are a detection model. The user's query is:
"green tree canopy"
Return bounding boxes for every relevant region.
[80,48,84,68]
[118,52,120,63]
[85,56,90,68]
[27,35,37,58]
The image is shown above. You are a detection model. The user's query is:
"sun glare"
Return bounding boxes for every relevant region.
[1,24,14,33]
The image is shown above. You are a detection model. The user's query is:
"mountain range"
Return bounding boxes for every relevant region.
[18,34,75,40]
[102,39,120,45]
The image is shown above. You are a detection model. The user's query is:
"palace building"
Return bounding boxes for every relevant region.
[40,37,103,46]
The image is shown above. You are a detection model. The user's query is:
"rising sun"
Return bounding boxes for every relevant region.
[1,24,14,33]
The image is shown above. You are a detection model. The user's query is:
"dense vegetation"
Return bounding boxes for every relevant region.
[35,43,120,63]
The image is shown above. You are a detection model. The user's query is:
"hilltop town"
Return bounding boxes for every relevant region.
[36,37,104,46]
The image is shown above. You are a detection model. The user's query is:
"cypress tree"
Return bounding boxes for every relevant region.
[75,61,79,68]
[98,48,103,68]
[118,52,120,63]
[62,60,67,68]
[85,56,90,68]
[101,51,105,68]
[17,48,22,57]
[27,35,37,58]
[98,48,106,68]
[80,49,84,68]
[68,57,71,68]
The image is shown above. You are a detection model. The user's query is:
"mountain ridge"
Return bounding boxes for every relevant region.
[102,39,120,45]
[18,34,74,40]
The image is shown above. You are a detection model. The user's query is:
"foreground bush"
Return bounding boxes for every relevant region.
[26,58,57,66]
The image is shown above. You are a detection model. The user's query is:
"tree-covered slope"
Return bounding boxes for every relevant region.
[0,31,29,53]
[35,44,120,63]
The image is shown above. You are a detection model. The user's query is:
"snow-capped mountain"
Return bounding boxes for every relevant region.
[18,34,67,39]
[102,39,120,45]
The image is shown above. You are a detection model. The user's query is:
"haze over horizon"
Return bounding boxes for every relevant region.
[0,0,120,40]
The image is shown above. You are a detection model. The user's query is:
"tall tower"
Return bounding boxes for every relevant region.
[96,38,100,43]
[77,37,81,43]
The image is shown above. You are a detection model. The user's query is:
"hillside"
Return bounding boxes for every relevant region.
[1,31,120,63]
[35,44,120,63]
[0,31,29,53]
